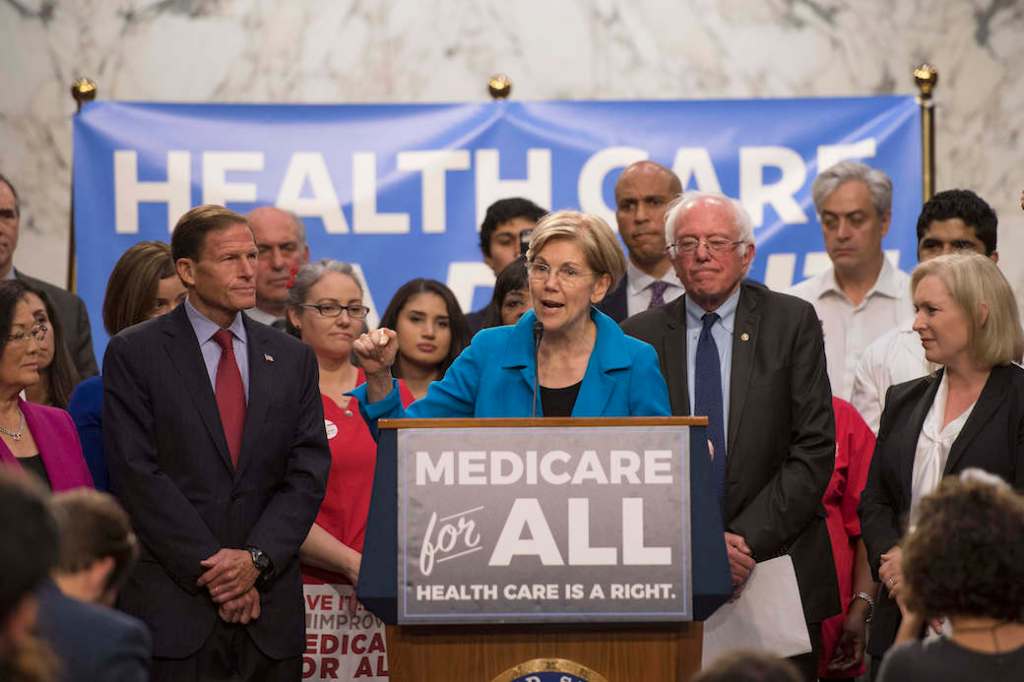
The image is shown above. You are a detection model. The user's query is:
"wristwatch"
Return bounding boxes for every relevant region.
[852,591,875,622]
[247,547,274,590]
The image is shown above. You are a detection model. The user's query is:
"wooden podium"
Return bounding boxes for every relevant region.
[357,417,730,682]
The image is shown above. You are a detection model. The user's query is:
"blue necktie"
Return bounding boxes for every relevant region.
[695,312,726,501]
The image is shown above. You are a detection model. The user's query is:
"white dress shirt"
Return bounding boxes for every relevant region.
[787,257,912,400]
[625,261,684,317]
[911,371,975,514]
[850,322,934,434]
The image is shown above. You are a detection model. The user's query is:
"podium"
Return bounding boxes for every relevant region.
[357,417,731,681]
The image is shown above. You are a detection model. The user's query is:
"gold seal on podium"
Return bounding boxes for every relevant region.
[491,657,608,682]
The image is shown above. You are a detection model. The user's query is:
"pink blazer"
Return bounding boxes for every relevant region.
[0,399,93,491]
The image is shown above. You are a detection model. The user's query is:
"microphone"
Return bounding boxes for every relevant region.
[531,320,544,417]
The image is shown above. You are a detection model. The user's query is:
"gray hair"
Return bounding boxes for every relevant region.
[0,173,19,216]
[663,191,756,255]
[812,160,893,216]
[287,259,361,307]
[285,210,308,246]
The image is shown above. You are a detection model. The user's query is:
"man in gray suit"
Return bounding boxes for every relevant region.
[0,173,97,378]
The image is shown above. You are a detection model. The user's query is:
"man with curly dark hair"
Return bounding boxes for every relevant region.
[877,472,1024,680]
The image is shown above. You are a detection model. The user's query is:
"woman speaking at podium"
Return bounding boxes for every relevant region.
[352,210,670,419]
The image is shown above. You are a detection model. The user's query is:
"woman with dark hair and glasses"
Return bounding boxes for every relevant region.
[23,287,79,409]
[287,259,414,586]
[377,278,470,400]
[481,256,531,329]
[68,241,186,490]
[0,280,91,491]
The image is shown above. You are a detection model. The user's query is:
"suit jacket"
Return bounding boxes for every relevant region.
[596,277,628,323]
[36,580,151,682]
[15,270,98,380]
[353,307,670,422]
[621,280,839,623]
[0,399,93,491]
[859,364,1024,656]
[102,304,330,659]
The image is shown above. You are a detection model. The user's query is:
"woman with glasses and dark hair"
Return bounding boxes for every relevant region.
[481,256,531,329]
[23,288,79,409]
[353,210,669,421]
[0,280,91,491]
[67,241,186,490]
[377,278,470,400]
[287,259,414,586]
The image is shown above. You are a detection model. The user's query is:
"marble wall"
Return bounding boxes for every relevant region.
[2,0,1022,290]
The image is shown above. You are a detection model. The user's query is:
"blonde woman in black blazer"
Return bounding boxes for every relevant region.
[859,253,1024,670]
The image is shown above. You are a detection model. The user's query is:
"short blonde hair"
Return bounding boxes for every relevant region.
[526,210,626,290]
[911,253,1024,367]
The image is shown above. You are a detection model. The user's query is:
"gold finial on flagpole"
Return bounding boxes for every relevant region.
[488,74,513,100]
[71,78,98,112]
[913,64,938,200]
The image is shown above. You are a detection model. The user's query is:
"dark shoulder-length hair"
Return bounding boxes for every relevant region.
[379,279,470,380]
[0,280,79,408]
[103,241,176,336]
[482,256,529,329]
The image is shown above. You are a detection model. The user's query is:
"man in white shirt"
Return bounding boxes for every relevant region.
[598,161,684,322]
[245,207,310,326]
[787,161,911,399]
[851,189,1000,432]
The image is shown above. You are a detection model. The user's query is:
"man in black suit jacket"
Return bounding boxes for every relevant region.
[36,489,150,682]
[622,192,837,680]
[0,173,97,379]
[104,205,330,680]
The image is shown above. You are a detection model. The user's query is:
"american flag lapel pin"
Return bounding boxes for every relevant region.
[264,353,274,363]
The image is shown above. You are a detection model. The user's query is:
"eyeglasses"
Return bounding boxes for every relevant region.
[667,237,745,257]
[7,323,48,345]
[299,303,370,319]
[526,262,595,287]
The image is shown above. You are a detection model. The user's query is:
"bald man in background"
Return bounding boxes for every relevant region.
[599,161,685,322]
[244,207,310,326]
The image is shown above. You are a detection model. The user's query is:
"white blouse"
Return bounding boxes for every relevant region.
[911,372,977,513]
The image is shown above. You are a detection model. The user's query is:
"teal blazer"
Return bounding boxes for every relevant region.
[352,307,670,424]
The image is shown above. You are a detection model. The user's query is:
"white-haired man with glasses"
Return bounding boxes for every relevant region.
[622,191,837,681]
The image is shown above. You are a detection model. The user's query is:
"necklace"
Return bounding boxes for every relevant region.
[0,409,24,441]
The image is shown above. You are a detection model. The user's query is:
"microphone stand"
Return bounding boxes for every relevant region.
[531,321,544,417]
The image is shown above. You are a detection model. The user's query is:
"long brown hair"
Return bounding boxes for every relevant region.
[102,241,176,336]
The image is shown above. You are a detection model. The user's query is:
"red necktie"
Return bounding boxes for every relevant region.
[213,329,245,467]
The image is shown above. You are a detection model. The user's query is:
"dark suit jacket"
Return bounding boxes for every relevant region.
[859,364,1024,656]
[36,580,151,682]
[15,270,98,379]
[103,304,330,659]
[622,280,839,623]
[596,277,628,323]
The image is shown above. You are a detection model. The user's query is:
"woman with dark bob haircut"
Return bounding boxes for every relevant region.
[481,256,531,329]
[877,473,1024,680]
[68,241,186,490]
[377,278,470,400]
[22,285,78,409]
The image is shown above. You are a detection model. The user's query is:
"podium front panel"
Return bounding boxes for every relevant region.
[394,425,691,624]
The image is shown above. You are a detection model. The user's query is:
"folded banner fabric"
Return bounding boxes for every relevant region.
[74,96,920,359]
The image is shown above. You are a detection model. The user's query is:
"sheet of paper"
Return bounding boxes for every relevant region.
[701,554,811,668]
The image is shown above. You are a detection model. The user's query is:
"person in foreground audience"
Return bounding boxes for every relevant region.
[694,650,802,682]
[103,205,329,681]
[481,256,530,328]
[465,197,548,333]
[621,192,837,681]
[0,281,91,492]
[245,206,310,326]
[23,288,78,409]
[0,173,97,380]
[353,210,670,421]
[288,260,414,587]
[851,189,999,432]
[859,252,1024,674]
[67,241,185,491]
[378,278,470,400]
[787,161,911,400]
[599,160,684,322]
[0,470,59,682]
[877,473,1024,681]
[36,489,150,682]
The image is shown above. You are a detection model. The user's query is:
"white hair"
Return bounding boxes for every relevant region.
[663,191,756,255]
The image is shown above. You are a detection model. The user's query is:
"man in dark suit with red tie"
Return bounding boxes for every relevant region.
[103,205,330,680]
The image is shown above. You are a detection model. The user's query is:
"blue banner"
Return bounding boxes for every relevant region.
[74,97,920,360]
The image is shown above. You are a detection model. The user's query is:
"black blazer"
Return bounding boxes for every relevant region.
[622,280,839,623]
[36,580,151,682]
[16,269,98,379]
[859,364,1024,656]
[596,277,628,323]
[103,304,330,659]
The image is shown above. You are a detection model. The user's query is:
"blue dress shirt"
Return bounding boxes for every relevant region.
[184,297,250,402]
